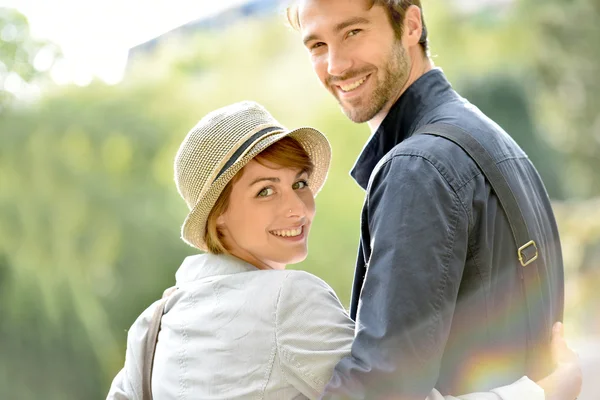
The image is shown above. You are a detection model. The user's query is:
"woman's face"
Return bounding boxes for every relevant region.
[217,159,316,270]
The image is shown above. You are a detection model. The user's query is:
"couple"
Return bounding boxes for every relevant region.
[108,0,581,399]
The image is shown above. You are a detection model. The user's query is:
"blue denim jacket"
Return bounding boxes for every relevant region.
[323,69,564,399]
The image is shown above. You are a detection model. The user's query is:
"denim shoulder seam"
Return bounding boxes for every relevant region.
[427,189,462,354]
[366,153,472,228]
[369,153,470,221]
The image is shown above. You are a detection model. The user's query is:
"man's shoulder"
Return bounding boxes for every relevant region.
[406,100,527,160]
[377,130,479,193]
[384,106,527,190]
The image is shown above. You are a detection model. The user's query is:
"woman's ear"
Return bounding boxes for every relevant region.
[216,213,226,228]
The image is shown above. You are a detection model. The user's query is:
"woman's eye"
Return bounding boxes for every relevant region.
[257,187,274,197]
[293,180,308,190]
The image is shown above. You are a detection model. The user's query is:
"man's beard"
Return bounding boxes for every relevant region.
[336,42,410,124]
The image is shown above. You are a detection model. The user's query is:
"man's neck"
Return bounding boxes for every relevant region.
[367,57,434,133]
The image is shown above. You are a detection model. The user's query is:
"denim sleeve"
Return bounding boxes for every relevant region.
[322,154,469,400]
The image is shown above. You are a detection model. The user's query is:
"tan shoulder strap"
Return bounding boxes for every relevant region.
[141,286,177,400]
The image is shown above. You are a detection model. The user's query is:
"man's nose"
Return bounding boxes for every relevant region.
[327,45,352,77]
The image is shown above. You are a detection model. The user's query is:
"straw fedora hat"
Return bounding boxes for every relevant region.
[174,101,332,251]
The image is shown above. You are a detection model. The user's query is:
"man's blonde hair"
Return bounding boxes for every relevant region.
[286,0,429,54]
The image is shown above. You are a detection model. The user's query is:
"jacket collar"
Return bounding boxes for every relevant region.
[175,253,258,285]
[350,68,458,189]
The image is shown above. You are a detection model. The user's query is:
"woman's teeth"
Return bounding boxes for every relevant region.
[271,227,302,237]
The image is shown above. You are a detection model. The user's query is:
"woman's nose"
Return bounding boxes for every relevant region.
[285,193,307,218]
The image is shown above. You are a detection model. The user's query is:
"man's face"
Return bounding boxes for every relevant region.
[298,0,411,123]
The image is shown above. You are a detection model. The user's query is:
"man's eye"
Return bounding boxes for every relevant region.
[311,42,325,50]
[293,180,309,190]
[347,29,361,37]
[257,187,274,197]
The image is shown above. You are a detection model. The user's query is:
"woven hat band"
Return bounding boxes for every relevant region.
[214,126,283,182]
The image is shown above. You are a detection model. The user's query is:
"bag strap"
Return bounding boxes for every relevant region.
[413,123,538,266]
[413,123,547,376]
[141,286,177,400]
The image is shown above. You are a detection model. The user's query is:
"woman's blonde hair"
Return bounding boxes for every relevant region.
[204,136,314,254]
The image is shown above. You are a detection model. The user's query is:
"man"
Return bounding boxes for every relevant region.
[286,1,565,399]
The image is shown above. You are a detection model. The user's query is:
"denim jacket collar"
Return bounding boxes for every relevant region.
[350,68,458,190]
[175,253,258,285]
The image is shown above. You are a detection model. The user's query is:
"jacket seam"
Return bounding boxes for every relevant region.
[497,155,529,163]
[177,289,194,400]
[466,238,491,345]
[368,154,468,354]
[261,278,283,399]
[454,171,482,194]
[371,153,472,223]
[275,273,326,390]
[427,189,462,354]
[370,153,451,193]
[274,273,292,386]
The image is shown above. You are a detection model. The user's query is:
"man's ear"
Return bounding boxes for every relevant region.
[403,5,423,47]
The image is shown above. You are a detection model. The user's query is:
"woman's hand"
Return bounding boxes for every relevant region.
[536,322,582,400]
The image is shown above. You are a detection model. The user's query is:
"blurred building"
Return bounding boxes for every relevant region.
[454,0,514,13]
[126,0,518,72]
[127,0,281,67]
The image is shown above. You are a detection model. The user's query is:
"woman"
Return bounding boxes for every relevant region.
[107,101,580,400]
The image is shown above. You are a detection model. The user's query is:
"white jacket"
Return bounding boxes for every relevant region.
[107,253,544,400]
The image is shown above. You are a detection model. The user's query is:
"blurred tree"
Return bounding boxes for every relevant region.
[0,8,60,112]
[459,73,564,199]
[0,79,196,399]
[527,0,600,198]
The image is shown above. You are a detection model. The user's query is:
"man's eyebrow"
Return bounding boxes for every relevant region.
[334,17,370,33]
[302,16,370,46]
[303,33,319,46]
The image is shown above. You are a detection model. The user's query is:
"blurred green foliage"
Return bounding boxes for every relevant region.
[0,8,60,112]
[531,0,600,198]
[0,1,599,398]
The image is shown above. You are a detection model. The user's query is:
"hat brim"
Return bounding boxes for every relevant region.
[181,126,331,251]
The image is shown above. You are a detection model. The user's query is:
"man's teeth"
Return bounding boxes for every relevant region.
[271,228,302,237]
[340,77,366,92]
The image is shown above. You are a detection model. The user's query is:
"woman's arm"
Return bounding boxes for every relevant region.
[106,368,135,400]
[275,271,355,399]
[106,300,163,400]
[276,272,581,400]
[429,322,582,400]
[427,377,543,400]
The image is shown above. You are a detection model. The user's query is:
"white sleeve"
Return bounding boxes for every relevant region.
[106,368,135,400]
[427,376,544,400]
[275,271,355,399]
[106,301,161,400]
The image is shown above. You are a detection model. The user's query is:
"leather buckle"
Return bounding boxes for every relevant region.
[518,240,538,267]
